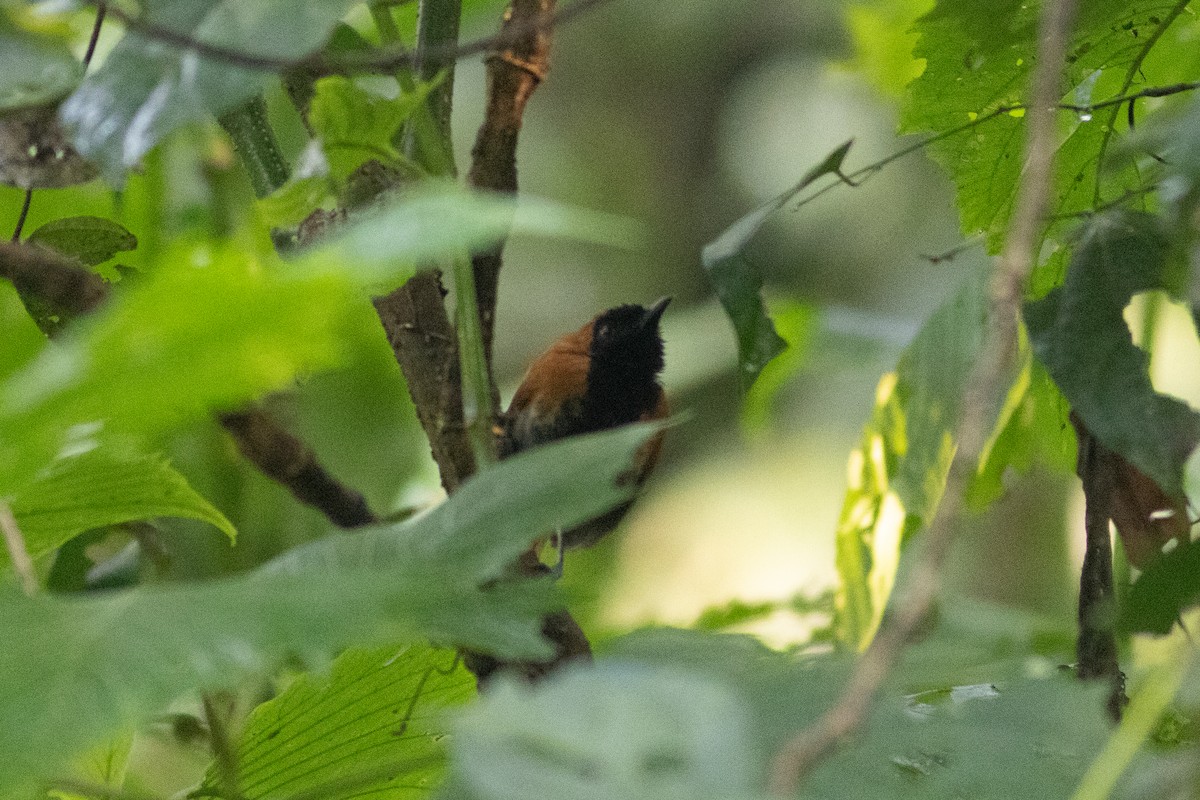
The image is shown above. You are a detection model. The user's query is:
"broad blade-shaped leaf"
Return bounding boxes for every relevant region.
[1024,210,1200,498]
[0,245,366,495]
[199,644,474,800]
[701,141,852,392]
[270,421,661,582]
[59,0,360,184]
[28,216,137,267]
[309,75,435,183]
[0,27,81,111]
[902,0,1183,253]
[0,421,658,792]
[835,265,1005,647]
[1123,540,1200,634]
[604,628,1107,800]
[7,450,235,570]
[309,186,642,282]
[452,662,757,800]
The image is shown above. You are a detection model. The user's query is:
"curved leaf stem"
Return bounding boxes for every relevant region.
[83,2,107,67]
[10,189,32,242]
[87,0,609,76]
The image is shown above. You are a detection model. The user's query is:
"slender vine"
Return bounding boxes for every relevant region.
[1091,0,1191,205]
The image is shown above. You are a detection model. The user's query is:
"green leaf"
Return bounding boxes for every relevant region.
[0,282,44,381]
[0,25,81,110]
[0,574,519,797]
[451,662,758,800]
[199,644,474,800]
[807,677,1111,799]
[741,300,817,430]
[902,0,1183,251]
[604,628,1107,800]
[967,350,1076,509]
[272,421,662,583]
[307,186,642,283]
[27,216,137,267]
[7,450,235,570]
[59,0,361,184]
[834,264,1007,648]
[0,243,365,495]
[842,0,932,98]
[1123,539,1200,634]
[0,422,661,793]
[309,75,436,183]
[256,176,334,229]
[1024,210,1200,498]
[701,141,852,392]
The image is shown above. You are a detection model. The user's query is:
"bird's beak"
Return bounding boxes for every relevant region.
[642,296,671,330]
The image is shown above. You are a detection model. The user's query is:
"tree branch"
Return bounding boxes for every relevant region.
[766,0,1080,793]
[467,0,556,392]
[1070,414,1127,720]
[372,273,475,493]
[88,0,609,77]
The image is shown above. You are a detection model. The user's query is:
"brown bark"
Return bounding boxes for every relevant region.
[372,272,475,493]
[467,0,556,387]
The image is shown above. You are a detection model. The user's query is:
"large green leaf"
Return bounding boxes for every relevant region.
[0,421,659,794]
[447,627,1108,800]
[59,0,360,184]
[0,23,81,111]
[0,188,641,498]
[451,662,758,800]
[198,644,474,800]
[309,75,436,184]
[271,421,662,582]
[1024,209,1200,497]
[7,450,235,570]
[1122,539,1200,634]
[834,265,1009,648]
[0,243,366,496]
[902,0,1188,252]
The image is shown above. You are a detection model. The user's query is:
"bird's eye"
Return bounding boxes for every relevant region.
[597,324,610,339]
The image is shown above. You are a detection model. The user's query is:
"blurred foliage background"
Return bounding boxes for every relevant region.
[12,0,1200,796]
[0,0,1082,644]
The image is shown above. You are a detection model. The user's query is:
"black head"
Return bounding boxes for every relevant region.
[588,297,669,375]
[580,297,669,431]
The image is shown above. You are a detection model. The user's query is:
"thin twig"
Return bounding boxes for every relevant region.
[89,0,610,75]
[789,80,1200,218]
[10,189,32,242]
[83,2,107,67]
[0,501,37,596]
[919,235,984,265]
[766,0,1079,793]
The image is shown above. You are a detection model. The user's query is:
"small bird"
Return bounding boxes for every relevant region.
[501,297,671,551]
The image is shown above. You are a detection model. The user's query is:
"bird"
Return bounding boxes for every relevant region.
[500,297,671,553]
